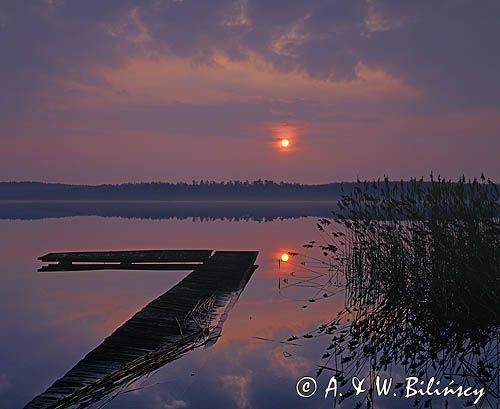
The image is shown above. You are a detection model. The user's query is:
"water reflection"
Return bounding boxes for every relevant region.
[0,201,336,222]
[0,216,337,409]
[2,178,498,409]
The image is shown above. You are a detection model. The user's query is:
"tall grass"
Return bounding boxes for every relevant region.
[300,176,500,408]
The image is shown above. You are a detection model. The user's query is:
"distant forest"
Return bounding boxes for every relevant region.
[0,179,497,201]
[0,180,353,200]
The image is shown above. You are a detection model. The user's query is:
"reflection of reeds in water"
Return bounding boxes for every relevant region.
[289,176,500,408]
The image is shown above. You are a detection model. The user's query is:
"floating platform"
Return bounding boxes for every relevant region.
[25,250,258,408]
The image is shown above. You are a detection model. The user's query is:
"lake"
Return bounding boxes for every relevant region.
[0,203,497,409]
[1,207,345,408]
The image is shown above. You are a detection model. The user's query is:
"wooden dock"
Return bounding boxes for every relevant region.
[38,249,213,272]
[25,250,258,409]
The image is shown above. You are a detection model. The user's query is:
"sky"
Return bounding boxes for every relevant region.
[0,0,499,184]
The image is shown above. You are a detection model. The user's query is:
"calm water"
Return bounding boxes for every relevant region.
[0,212,496,408]
[0,214,345,408]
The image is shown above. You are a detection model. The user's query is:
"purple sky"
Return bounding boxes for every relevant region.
[0,0,499,183]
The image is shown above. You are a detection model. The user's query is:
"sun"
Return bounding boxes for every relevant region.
[280,138,290,148]
[280,253,289,262]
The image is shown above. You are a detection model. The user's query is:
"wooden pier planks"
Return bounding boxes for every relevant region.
[25,250,258,409]
[39,249,213,263]
[38,263,198,272]
[38,249,213,272]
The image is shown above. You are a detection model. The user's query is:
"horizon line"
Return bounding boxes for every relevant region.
[1,175,494,186]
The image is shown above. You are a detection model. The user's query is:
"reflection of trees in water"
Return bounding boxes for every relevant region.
[286,177,500,408]
[0,201,336,221]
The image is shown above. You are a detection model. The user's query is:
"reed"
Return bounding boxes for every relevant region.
[298,176,500,408]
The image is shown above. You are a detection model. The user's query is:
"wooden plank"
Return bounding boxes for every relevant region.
[38,249,213,263]
[39,263,200,272]
[25,250,258,409]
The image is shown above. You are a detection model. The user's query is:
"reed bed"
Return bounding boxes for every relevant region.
[288,176,500,408]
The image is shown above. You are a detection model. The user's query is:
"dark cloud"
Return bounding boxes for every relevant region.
[131,0,500,107]
[362,0,500,108]
[1,0,499,116]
